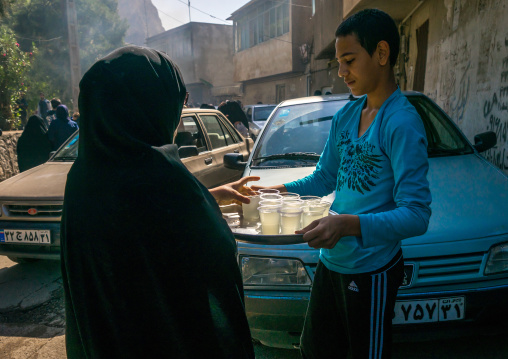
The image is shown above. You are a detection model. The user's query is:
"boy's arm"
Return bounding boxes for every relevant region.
[358,110,432,248]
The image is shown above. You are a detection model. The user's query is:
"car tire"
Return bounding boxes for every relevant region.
[7,256,40,264]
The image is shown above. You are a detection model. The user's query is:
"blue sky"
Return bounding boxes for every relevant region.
[151,0,251,30]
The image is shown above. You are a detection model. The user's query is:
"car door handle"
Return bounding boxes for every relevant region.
[204,157,213,165]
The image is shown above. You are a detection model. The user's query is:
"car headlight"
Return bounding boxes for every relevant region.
[240,256,311,286]
[484,242,508,275]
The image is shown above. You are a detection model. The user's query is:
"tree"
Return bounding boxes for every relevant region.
[6,0,127,110]
[0,0,14,18]
[0,25,36,130]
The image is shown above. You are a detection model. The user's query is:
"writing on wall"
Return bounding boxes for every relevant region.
[483,54,508,170]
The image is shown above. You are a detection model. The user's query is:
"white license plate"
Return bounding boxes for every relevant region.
[0,229,51,245]
[392,296,465,324]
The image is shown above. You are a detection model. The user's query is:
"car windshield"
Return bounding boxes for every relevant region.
[253,106,276,122]
[251,101,345,167]
[51,133,79,162]
[251,95,474,168]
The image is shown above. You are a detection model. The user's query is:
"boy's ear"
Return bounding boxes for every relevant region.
[376,40,390,66]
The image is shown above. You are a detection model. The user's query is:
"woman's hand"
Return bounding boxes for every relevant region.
[296,214,361,249]
[210,176,260,205]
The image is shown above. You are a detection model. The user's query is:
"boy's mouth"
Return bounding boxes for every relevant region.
[345,80,355,87]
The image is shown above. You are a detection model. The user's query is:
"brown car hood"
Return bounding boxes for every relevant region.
[0,162,72,201]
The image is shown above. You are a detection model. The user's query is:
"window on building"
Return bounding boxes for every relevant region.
[235,0,290,52]
[276,84,286,103]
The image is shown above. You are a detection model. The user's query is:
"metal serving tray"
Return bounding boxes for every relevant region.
[220,203,337,245]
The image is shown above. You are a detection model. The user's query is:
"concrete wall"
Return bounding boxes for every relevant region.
[146,23,235,105]
[242,73,309,105]
[403,0,508,174]
[0,132,21,182]
[234,33,293,82]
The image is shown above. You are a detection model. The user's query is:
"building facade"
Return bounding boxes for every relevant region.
[229,0,314,105]
[146,22,240,106]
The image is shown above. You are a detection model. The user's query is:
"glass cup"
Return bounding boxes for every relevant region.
[260,193,283,201]
[320,200,333,216]
[258,188,280,195]
[302,202,329,228]
[300,195,322,204]
[241,191,261,221]
[258,205,281,235]
[279,192,300,202]
[279,206,303,234]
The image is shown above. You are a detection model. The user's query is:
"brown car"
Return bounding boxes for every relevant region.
[0,109,253,263]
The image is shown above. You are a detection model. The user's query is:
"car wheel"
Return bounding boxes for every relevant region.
[7,256,40,264]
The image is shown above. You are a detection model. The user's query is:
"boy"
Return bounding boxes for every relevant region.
[254,9,431,358]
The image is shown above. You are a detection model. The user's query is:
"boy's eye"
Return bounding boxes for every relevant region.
[346,59,355,65]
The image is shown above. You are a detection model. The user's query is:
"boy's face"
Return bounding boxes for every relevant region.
[335,34,381,97]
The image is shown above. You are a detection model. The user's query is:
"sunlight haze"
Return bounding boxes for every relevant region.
[152,0,251,30]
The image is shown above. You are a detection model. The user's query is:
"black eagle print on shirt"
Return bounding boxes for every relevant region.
[337,131,383,194]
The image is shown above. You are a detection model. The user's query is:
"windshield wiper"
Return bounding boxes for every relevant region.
[52,156,77,162]
[252,152,321,163]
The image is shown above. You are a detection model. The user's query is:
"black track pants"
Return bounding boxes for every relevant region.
[300,250,404,359]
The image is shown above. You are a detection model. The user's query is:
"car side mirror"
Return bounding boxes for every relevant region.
[178,145,199,159]
[474,131,497,153]
[224,153,246,170]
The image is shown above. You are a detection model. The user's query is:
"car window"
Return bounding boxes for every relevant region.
[408,97,474,156]
[246,108,252,118]
[219,115,243,143]
[200,114,231,149]
[176,115,207,152]
[254,106,276,122]
[252,101,344,167]
[52,133,79,161]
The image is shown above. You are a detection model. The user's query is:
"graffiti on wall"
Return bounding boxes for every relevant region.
[483,54,508,170]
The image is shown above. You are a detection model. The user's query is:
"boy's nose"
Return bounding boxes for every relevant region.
[338,64,347,78]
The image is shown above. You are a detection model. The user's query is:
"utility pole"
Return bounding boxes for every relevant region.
[188,1,191,22]
[66,0,81,112]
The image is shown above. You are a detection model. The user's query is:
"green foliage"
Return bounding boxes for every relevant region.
[0,25,36,129]
[5,0,128,113]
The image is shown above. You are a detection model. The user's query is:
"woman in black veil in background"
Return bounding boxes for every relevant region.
[16,115,52,172]
[61,46,255,358]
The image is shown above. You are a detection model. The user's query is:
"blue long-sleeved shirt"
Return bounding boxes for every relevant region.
[285,89,432,274]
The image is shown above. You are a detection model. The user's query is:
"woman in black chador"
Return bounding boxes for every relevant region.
[16,115,52,172]
[61,46,255,358]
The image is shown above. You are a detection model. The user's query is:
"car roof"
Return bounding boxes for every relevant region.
[277,91,426,107]
[244,104,277,108]
[182,108,220,114]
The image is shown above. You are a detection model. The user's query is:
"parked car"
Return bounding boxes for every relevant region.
[225,92,508,349]
[0,108,253,263]
[243,104,277,139]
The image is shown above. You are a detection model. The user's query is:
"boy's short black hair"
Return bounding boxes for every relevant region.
[335,8,400,67]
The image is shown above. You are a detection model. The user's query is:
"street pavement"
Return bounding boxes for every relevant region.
[2,256,508,359]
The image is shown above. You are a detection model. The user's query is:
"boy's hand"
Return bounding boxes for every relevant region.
[296,214,361,249]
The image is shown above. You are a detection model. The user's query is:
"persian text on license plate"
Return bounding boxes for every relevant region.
[392,296,465,324]
[0,229,51,245]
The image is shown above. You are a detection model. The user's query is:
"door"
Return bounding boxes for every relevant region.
[176,115,214,186]
[199,113,245,187]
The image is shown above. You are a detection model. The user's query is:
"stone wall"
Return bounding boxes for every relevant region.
[404,0,508,175]
[0,131,21,182]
